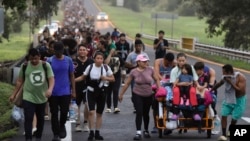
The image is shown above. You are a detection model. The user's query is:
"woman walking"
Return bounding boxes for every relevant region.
[119,54,160,140]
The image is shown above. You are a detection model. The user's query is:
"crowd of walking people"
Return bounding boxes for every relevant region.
[8,0,247,141]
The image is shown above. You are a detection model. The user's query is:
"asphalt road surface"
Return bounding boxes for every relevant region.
[10,0,250,141]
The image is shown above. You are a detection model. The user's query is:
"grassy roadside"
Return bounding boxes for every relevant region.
[95,0,224,46]
[0,8,64,62]
[0,82,17,140]
[94,0,250,71]
[0,6,64,140]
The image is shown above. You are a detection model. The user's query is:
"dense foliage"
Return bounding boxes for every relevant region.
[1,0,61,41]
[0,82,17,140]
[194,0,250,49]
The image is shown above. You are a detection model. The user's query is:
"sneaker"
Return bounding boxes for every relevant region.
[95,134,104,140]
[75,124,82,132]
[105,108,111,113]
[143,131,151,138]
[44,115,50,120]
[52,135,61,141]
[88,135,94,141]
[218,135,227,141]
[32,128,37,136]
[227,131,230,137]
[133,134,142,140]
[151,127,158,133]
[59,125,66,138]
[83,123,90,132]
[88,132,94,141]
[114,108,120,113]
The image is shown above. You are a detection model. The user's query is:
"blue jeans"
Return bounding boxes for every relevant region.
[23,100,46,140]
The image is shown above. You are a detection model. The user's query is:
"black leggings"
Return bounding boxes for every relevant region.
[134,94,153,131]
[106,74,121,108]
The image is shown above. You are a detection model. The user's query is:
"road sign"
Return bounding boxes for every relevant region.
[151,13,178,37]
[0,7,4,34]
[151,13,178,19]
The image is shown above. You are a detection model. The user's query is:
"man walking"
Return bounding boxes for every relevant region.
[47,41,76,141]
[211,64,247,141]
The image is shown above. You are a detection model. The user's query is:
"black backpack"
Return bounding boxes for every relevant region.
[85,63,108,88]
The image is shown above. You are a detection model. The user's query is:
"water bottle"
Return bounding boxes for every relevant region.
[212,115,221,135]
[69,100,78,122]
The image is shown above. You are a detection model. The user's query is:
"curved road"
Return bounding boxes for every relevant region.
[11,0,250,141]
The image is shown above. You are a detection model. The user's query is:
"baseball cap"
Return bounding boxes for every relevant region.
[136,54,149,62]
[53,42,64,53]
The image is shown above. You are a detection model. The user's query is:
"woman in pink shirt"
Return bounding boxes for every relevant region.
[119,54,160,140]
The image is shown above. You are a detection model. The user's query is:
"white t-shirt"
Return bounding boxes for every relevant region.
[84,63,113,87]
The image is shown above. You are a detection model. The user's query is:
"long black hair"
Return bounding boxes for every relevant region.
[182,63,193,76]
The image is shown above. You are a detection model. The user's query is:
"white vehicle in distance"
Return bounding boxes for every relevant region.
[38,24,59,35]
[96,12,108,21]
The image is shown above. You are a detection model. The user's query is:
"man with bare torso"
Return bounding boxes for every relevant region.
[211,64,247,141]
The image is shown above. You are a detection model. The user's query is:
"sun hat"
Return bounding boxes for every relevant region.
[136,54,149,62]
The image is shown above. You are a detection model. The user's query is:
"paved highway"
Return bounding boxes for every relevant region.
[10,0,250,141]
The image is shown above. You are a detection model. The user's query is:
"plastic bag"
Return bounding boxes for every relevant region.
[212,115,221,135]
[166,112,178,129]
[11,105,24,122]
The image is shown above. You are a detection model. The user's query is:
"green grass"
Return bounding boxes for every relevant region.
[0,7,64,62]
[95,0,250,71]
[0,82,18,140]
[95,1,224,46]
[0,22,30,61]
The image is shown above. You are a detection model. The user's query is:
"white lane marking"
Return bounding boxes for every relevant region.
[62,121,72,141]
[241,117,250,123]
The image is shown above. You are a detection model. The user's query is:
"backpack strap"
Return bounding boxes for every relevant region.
[22,62,28,80]
[87,63,108,77]
[103,64,108,73]
[42,61,49,85]
[86,63,94,81]
[86,64,108,87]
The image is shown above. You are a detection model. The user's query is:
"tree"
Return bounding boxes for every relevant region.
[124,0,140,12]
[1,0,61,41]
[195,0,250,49]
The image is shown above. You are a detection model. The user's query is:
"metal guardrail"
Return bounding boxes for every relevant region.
[142,34,250,63]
